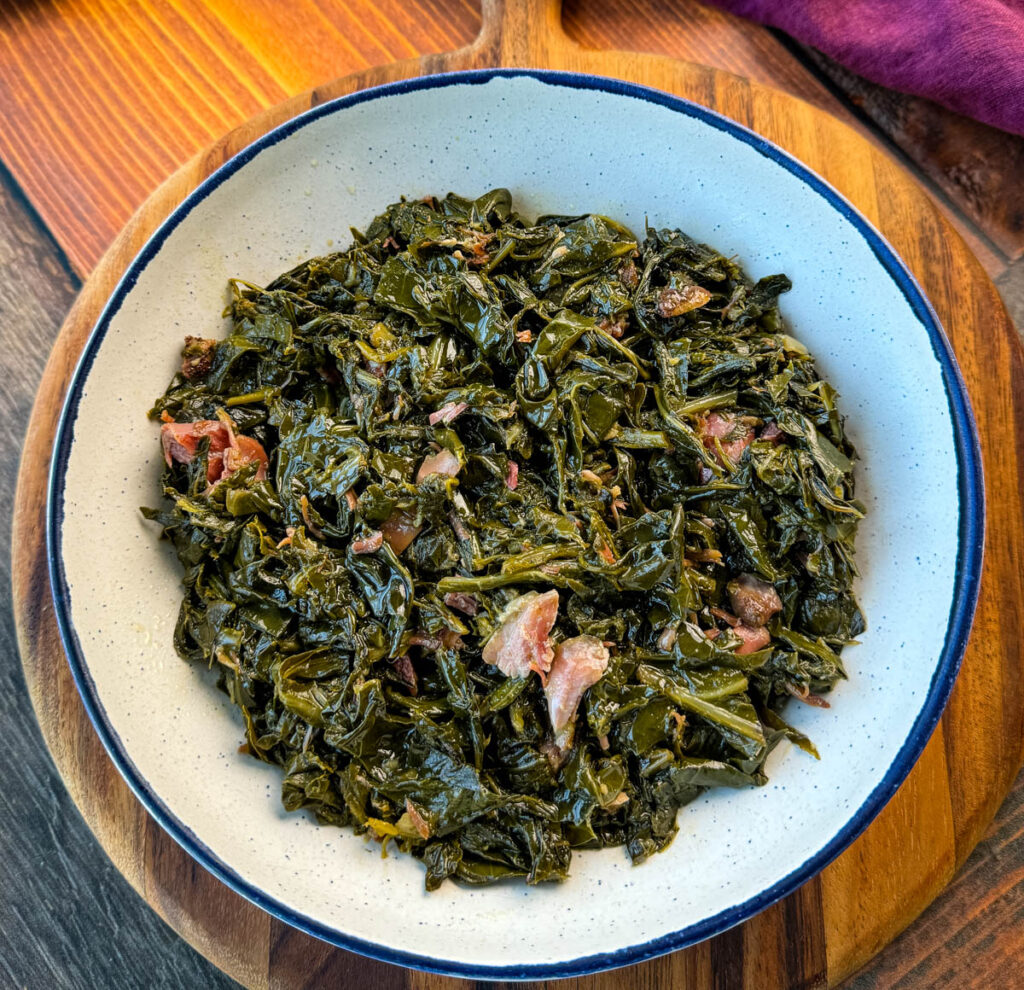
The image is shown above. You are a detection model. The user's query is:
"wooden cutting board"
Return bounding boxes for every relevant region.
[13,1,1024,986]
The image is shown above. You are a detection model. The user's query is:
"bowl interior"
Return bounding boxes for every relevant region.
[51,71,972,977]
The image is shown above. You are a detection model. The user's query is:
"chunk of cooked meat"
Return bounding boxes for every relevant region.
[380,508,421,554]
[699,411,756,466]
[350,530,384,555]
[180,336,217,380]
[160,419,267,484]
[416,448,461,483]
[727,573,783,628]
[545,634,610,732]
[598,313,629,338]
[389,655,417,695]
[618,259,639,291]
[428,401,468,426]
[733,624,771,655]
[405,798,430,838]
[482,589,560,679]
[222,435,269,481]
[443,592,478,616]
[160,420,229,477]
[656,283,711,317]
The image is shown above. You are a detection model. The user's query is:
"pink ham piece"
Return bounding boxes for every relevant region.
[408,631,443,650]
[545,635,610,732]
[440,629,465,650]
[482,589,560,679]
[699,412,755,467]
[505,460,519,490]
[540,735,572,771]
[407,629,463,651]
[428,401,468,425]
[405,799,430,838]
[350,530,384,555]
[416,448,461,484]
[161,421,229,478]
[160,419,267,485]
[727,573,783,628]
[786,682,830,709]
[180,336,216,380]
[222,435,269,481]
[734,624,771,655]
[759,421,784,444]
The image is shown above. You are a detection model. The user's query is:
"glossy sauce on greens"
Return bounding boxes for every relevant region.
[144,189,863,889]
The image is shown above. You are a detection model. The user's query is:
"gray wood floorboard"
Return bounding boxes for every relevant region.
[0,164,237,990]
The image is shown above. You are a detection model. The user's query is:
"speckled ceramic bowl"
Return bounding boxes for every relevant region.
[48,70,983,979]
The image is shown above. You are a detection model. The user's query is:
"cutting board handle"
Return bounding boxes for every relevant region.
[473,0,574,65]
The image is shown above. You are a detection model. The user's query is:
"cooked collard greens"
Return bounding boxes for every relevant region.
[144,188,864,889]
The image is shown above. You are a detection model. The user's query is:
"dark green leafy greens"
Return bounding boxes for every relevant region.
[144,189,864,889]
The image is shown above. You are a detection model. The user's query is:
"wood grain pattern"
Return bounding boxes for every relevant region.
[0,164,237,989]
[845,779,1024,989]
[562,0,844,115]
[0,0,480,276]
[0,0,1007,283]
[792,43,1024,264]
[10,1,1024,987]
[559,0,1008,280]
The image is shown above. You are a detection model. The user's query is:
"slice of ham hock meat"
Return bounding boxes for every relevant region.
[161,419,268,485]
[545,635,610,733]
[482,589,560,679]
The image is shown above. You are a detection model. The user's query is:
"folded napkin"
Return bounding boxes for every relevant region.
[706,0,1024,136]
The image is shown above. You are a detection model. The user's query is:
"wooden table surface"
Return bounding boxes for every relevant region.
[2,2,1023,987]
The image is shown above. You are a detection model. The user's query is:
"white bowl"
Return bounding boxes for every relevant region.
[48,70,983,979]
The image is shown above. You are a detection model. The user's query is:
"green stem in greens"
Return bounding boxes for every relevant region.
[225,388,279,406]
[636,665,765,743]
[678,390,738,417]
[437,569,574,592]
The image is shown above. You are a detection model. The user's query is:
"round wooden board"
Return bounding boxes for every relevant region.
[13,1,1024,986]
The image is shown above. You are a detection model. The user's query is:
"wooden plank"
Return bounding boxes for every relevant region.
[843,770,1024,989]
[0,0,480,276]
[792,45,1024,264]
[7,0,1024,986]
[822,727,957,982]
[563,0,846,115]
[0,164,235,988]
[0,0,1009,282]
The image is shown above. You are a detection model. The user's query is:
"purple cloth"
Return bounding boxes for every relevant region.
[706,0,1024,136]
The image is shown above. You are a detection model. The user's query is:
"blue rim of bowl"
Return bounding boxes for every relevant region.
[47,67,985,980]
